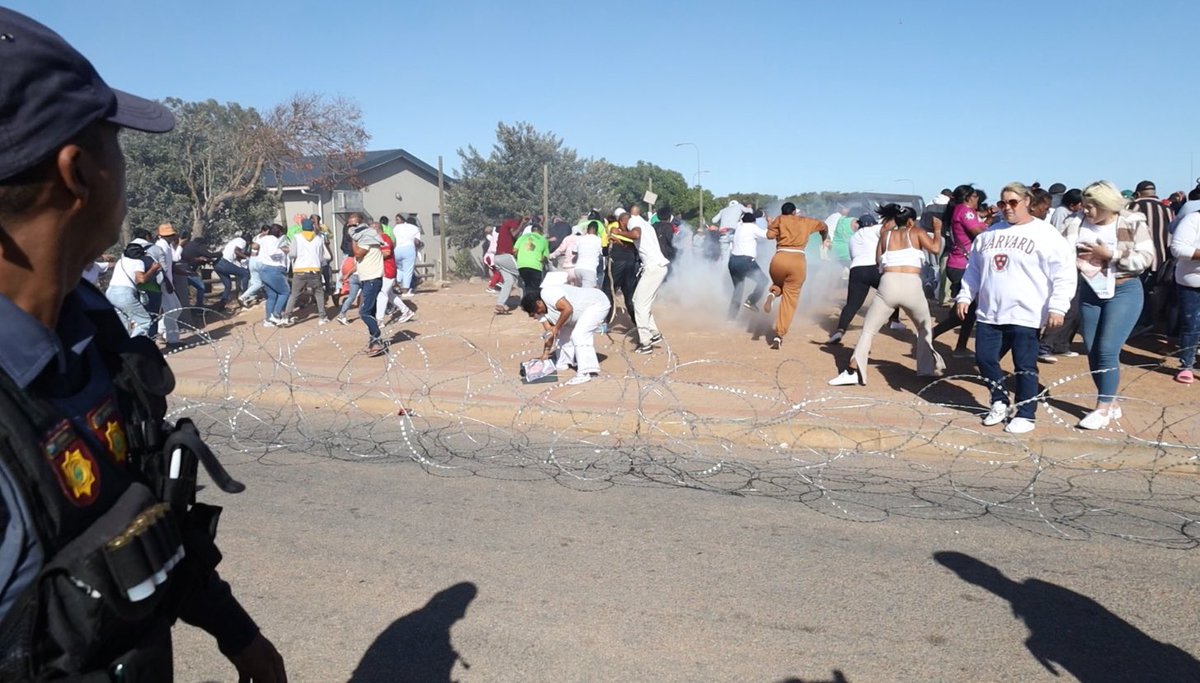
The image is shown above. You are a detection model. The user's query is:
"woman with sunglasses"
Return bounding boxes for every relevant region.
[829,204,945,385]
[1062,181,1155,429]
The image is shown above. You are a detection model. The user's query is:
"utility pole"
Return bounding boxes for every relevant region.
[542,164,549,228]
[438,156,447,282]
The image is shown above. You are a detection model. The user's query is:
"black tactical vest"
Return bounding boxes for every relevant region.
[0,298,233,681]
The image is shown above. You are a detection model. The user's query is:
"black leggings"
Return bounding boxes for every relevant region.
[836,265,900,332]
[606,257,640,326]
[931,266,975,350]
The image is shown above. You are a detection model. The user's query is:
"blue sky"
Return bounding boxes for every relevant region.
[10,0,1199,202]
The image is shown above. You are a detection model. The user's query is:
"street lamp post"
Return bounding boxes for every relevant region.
[676,142,702,226]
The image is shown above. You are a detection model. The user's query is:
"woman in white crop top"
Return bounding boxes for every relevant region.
[830,204,945,386]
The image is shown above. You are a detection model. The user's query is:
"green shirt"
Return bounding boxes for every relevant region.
[514,232,550,271]
[831,216,855,262]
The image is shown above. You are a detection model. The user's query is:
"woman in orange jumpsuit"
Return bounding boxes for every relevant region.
[763,202,829,349]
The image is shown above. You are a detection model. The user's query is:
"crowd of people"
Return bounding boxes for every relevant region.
[96,178,1200,431]
[103,211,425,356]
[472,177,1199,433]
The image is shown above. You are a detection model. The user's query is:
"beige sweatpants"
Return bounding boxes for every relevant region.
[851,272,944,382]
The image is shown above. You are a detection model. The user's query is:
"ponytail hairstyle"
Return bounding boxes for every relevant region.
[894,205,918,227]
[942,183,975,229]
[876,203,903,222]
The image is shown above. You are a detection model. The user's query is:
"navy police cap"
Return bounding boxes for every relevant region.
[0,7,174,182]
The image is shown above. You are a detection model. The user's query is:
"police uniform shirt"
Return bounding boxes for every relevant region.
[0,283,262,656]
[0,284,120,619]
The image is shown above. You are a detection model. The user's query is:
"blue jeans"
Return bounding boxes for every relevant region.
[1079,278,1143,402]
[727,255,768,319]
[259,265,290,320]
[179,274,205,308]
[215,259,249,304]
[359,277,382,343]
[975,322,1041,420]
[395,244,417,289]
[243,260,265,301]
[1177,285,1200,370]
[106,286,154,337]
[339,274,361,318]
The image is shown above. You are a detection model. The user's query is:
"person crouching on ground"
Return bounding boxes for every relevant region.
[829,204,945,386]
[522,283,611,385]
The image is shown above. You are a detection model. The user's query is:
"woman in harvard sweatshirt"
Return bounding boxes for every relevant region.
[955,182,1076,434]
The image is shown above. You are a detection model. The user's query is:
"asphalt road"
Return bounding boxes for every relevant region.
[169,438,1200,683]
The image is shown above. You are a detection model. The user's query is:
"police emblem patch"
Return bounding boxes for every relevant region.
[42,420,101,506]
[87,396,128,463]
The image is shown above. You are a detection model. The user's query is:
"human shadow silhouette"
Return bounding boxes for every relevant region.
[349,582,478,683]
[777,670,850,683]
[934,552,1200,682]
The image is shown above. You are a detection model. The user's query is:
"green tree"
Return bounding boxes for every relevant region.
[123,94,368,243]
[444,122,615,248]
[610,161,690,215]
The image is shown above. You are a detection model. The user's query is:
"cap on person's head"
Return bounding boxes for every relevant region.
[1135,180,1156,194]
[157,223,176,237]
[1121,189,1134,199]
[613,207,627,217]
[1048,182,1067,194]
[0,8,175,182]
[858,214,878,227]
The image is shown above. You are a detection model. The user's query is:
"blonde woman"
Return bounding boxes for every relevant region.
[829,204,945,385]
[1062,181,1155,429]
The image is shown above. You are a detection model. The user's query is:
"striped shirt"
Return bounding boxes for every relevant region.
[1128,197,1175,271]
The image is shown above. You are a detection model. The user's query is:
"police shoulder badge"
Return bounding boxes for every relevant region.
[87,396,128,464]
[42,420,100,506]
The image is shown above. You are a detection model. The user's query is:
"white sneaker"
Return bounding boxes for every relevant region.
[318,318,329,326]
[1005,417,1036,434]
[828,330,844,344]
[262,320,276,328]
[1078,407,1114,430]
[982,401,1009,426]
[566,373,595,386]
[1063,351,1080,357]
[889,321,907,331]
[397,309,416,324]
[828,369,862,386]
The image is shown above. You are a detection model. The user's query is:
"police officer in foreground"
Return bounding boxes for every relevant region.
[0,8,286,682]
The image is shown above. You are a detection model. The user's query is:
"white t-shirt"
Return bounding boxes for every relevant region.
[222,237,246,263]
[393,223,422,248]
[849,225,882,269]
[108,256,144,290]
[541,284,609,324]
[574,234,602,271]
[731,221,767,257]
[256,235,287,266]
[1171,212,1200,288]
[154,238,176,284]
[82,261,110,285]
[630,216,668,267]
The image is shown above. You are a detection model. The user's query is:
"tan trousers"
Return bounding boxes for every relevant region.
[851,272,944,382]
[768,251,807,337]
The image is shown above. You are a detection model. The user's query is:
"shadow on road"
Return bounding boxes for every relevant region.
[934,551,1200,682]
[778,671,850,683]
[348,581,478,683]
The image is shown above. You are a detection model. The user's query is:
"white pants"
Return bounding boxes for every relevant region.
[555,301,611,375]
[576,267,597,289]
[375,276,407,320]
[160,289,181,343]
[633,262,668,345]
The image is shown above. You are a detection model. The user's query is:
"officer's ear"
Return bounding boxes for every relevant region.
[55,142,90,206]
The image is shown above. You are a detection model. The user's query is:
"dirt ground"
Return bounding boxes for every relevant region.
[158,266,1200,474]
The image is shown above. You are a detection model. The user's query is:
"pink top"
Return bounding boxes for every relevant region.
[947,203,988,270]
